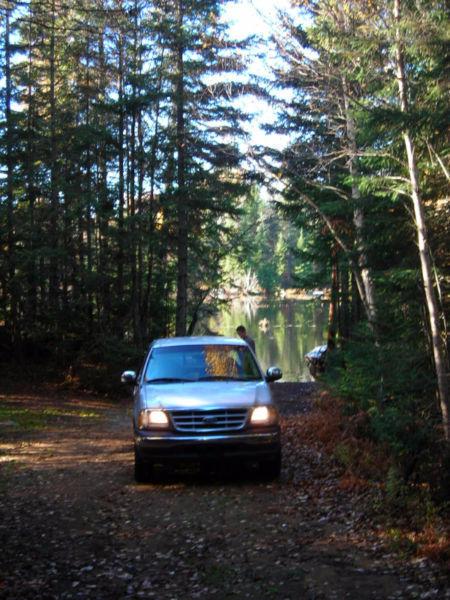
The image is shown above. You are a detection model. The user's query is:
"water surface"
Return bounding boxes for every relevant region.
[207,298,329,381]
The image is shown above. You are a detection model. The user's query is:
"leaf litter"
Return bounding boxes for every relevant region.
[0,383,448,599]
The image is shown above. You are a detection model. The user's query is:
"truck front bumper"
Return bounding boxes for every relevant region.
[135,428,280,462]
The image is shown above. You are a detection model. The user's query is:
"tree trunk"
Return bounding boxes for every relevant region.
[142,78,161,338]
[97,24,111,329]
[175,0,188,336]
[117,32,125,333]
[129,3,139,344]
[84,39,93,333]
[137,99,145,341]
[48,0,59,321]
[339,260,351,344]
[342,77,378,334]
[4,1,17,342]
[327,247,339,350]
[26,9,37,326]
[394,0,450,440]
[350,272,363,331]
[62,170,70,322]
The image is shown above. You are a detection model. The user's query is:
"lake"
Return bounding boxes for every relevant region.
[206,298,329,381]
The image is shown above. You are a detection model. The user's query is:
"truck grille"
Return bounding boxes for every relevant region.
[170,408,248,433]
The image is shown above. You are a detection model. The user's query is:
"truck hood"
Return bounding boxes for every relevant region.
[142,380,272,410]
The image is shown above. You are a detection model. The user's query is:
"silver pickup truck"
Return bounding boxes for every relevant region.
[121,336,282,482]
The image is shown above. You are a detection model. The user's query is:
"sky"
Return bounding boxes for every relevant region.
[221,0,296,152]
[223,0,294,40]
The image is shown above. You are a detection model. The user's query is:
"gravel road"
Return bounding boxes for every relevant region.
[0,383,448,599]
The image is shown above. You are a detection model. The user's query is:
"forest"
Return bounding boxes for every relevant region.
[0,0,449,495]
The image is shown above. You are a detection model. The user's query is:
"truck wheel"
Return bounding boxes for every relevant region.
[134,447,153,483]
[259,451,281,481]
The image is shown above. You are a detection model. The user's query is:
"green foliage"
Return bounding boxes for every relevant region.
[221,187,314,294]
[65,334,146,395]
[272,0,449,501]
[371,400,431,462]
[325,320,438,484]
[0,0,252,368]
[293,228,330,289]
[325,328,382,411]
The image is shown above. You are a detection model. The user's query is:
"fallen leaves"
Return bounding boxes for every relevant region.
[0,384,448,599]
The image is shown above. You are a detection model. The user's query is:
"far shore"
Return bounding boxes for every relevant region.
[215,288,331,302]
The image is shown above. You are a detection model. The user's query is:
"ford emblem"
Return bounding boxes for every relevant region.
[203,416,218,424]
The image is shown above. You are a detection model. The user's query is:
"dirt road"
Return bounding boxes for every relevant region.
[0,384,447,599]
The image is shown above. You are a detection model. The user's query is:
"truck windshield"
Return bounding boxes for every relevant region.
[145,344,261,383]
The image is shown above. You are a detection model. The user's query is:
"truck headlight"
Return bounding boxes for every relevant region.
[138,409,170,430]
[250,406,278,425]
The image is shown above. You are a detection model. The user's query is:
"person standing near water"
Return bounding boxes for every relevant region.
[236,325,256,354]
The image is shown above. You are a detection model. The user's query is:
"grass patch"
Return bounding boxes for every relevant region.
[0,405,100,431]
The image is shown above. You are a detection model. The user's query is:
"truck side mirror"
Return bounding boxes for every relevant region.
[266,367,282,382]
[121,370,137,385]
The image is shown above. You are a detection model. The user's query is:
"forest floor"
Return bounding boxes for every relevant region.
[0,382,448,600]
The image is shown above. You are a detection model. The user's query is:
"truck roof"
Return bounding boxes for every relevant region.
[152,336,245,348]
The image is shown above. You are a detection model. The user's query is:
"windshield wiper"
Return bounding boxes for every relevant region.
[197,375,261,381]
[197,375,234,381]
[146,377,193,384]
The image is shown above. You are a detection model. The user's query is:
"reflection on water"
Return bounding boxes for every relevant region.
[205,298,329,382]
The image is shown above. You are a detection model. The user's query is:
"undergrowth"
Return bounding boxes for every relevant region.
[301,391,450,563]
[0,334,145,397]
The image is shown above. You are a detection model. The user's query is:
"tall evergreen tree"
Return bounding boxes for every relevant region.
[0,0,252,368]
[271,0,449,442]
[152,0,251,335]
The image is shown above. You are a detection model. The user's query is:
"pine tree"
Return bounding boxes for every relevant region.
[152,0,251,335]
[272,0,449,442]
